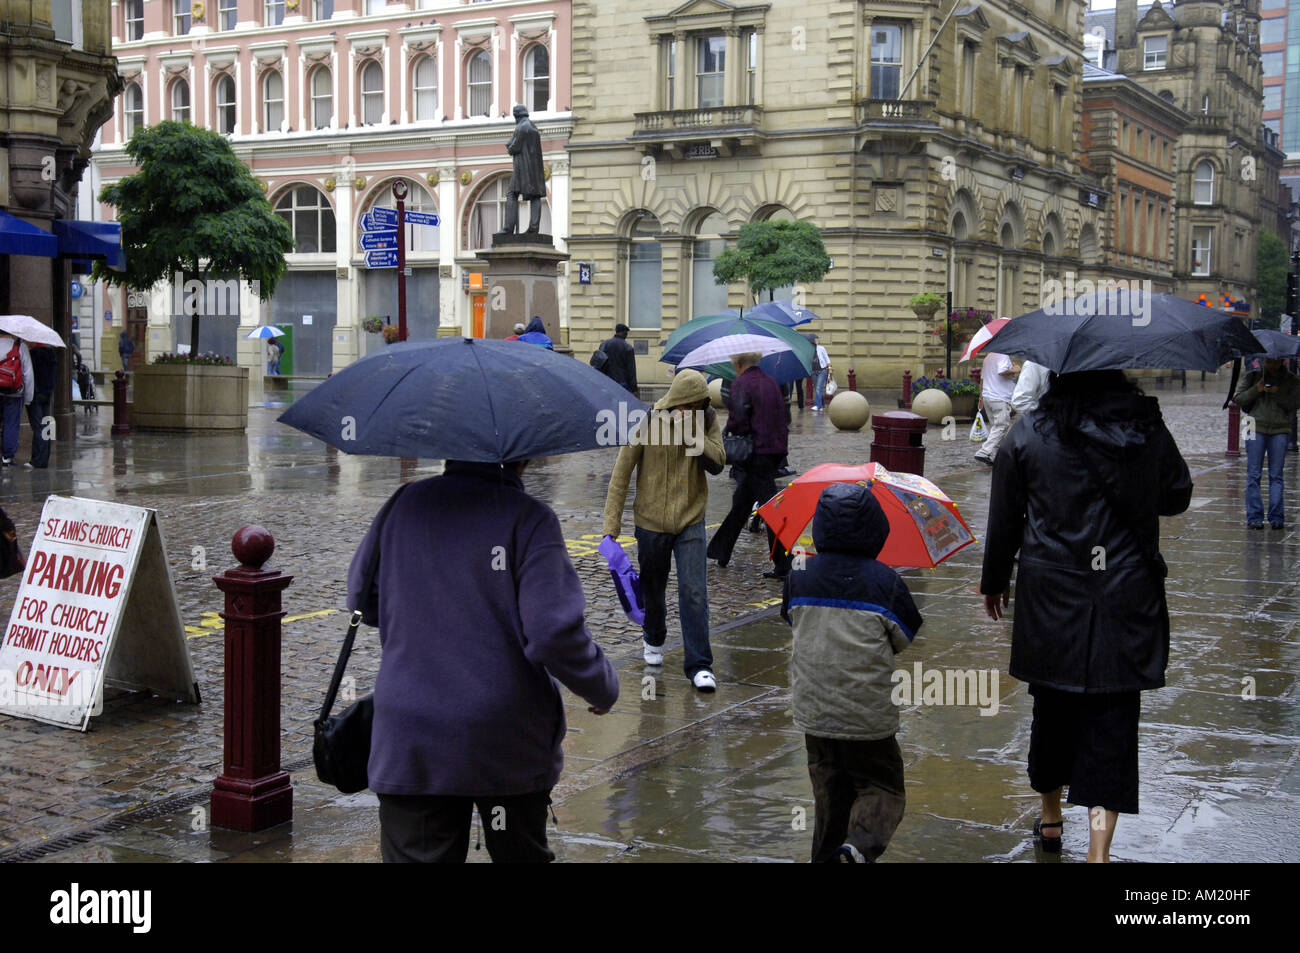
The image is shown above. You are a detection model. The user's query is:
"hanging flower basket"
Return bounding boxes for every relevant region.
[909,292,945,320]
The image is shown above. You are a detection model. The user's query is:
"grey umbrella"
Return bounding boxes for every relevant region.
[986,293,1263,372]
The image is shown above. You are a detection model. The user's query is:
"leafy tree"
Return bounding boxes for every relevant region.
[712,219,831,305]
[93,121,293,355]
[1256,229,1288,329]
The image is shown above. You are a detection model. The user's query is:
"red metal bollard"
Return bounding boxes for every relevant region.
[211,526,294,832]
[901,370,912,409]
[805,375,815,406]
[848,367,857,392]
[1226,402,1241,458]
[111,370,130,435]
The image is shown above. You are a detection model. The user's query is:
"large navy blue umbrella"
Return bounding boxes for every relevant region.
[746,300,817,326]
[1245,328,1300,358]
[987,292,1263,372]
[278,338,648,462]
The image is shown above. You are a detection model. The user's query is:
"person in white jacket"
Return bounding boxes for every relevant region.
[1011,360,1051,416]
[0,335,34,465]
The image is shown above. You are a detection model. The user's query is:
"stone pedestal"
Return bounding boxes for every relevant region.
[480,234,570,343]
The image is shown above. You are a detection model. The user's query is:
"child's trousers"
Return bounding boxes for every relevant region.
[806,734,906,862]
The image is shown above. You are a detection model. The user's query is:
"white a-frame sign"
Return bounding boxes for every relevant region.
[0,496,199,730]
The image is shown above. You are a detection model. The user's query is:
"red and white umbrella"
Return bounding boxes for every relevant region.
[958,317,1010,363]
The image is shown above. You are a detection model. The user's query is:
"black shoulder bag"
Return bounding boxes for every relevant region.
[313,486,407,794]
[723,390,755,466]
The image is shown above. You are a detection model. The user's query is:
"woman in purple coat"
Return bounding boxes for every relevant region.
[348,459,619,863]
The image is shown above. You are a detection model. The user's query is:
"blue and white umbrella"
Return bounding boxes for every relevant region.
[246,325,285,339]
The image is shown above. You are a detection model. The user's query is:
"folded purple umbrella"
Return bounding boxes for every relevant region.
[599,535,645,626]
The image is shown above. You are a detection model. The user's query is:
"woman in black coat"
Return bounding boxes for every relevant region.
[980,371,1192,862]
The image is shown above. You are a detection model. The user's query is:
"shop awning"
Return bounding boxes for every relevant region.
[0,211,58,257]
[53,220,125,271]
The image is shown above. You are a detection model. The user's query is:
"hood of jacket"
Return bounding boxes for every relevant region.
[811,482,889,558]
[524,316,547,335]
[654,369,709,411]
[1067,392,1163,461]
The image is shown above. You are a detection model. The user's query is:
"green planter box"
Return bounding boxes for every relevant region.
[133,364,249,431]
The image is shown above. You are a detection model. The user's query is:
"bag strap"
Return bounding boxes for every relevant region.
[318,484,409,721]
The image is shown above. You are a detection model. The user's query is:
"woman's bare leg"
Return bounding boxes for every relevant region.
[1087,806,1118,862]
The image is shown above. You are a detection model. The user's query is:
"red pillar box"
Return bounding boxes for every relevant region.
[870,411,928,476]
[211,526,294,832]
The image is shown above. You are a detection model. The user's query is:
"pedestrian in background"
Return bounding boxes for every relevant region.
[707,352,792,578]
[1010,359,1050,416]
[26,343,56,469]
[602,369,724,691]
[974,350,1019,466]
[980,370,1191,861]
[1234,357,1300,529]
[506,322,526,341]
[348,460,619,863]
[599,323,639,397]
[118,331,134,371]
[517,316,554,350]
[810,335,831,413]
[0,333,33,466]
[783,483,922,862]
[267,338,283,375]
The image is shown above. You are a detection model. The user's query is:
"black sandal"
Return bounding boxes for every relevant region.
[1033,819,1063,853]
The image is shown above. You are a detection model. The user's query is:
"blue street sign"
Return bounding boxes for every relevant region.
[402,210,440,227]
[366,207,398,226]
[361,213,397,233]
[366,249,398,268]
[360,232,398,250]
[578,262,593,285]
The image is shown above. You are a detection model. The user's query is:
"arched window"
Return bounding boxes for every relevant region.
[1042,230,1056,259]
[628,213,663,330]
[311,67,333,130]
[368,181,438,253]
[1079,223,1099,264]
[469,176,551,251]
[361,61,383,126]
[467,50,492,118]
[951,210,968,241]
[125,82,144,137]
[170,79,190,122]
[523,45,549,114]
[998,209,1021,317]
[1158,90,1175,104]
[215,75,237,134]
[692,211,730,317]
[413,57,438,121]
[263,71,284,133]
[1193,160,1214,205]
[275,186,336,254]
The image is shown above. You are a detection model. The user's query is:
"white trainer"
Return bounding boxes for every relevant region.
[643,640,664,666]
[692,670,717,692]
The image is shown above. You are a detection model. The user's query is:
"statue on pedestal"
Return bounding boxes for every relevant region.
[501,104,546,237]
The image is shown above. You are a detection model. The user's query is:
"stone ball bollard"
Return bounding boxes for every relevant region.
[828,390,871,431]
[708,377,725,409]
[912,388,953,425]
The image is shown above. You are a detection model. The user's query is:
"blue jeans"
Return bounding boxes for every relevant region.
[1,395,22,460]
[635,521,712,677]
[813,369,829,410]
[1246,431,1288,526]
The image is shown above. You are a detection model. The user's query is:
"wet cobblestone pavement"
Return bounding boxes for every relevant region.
[0,375,1296,862]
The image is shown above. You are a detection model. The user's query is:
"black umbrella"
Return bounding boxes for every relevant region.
[277,338,649,462]
[987,292,1264,372]
[1245,328,1300,358]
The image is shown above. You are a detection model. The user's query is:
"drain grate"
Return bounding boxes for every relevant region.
[0,755,319,863]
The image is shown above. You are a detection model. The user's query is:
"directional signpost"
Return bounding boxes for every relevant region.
[357,182,440,340]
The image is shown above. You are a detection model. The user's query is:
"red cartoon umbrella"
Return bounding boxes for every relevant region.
[757,462,975,567]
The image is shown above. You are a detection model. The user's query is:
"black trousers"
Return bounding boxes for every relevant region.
[26,395,50,468]
[806,734,906,862]
[377,791,554,863]
[1027,685,1141,814]
[707,453,791,573]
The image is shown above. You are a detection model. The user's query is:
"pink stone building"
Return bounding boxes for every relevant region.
[91,0,572,376]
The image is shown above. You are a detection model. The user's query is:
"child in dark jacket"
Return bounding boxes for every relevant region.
[782,483,923,862]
